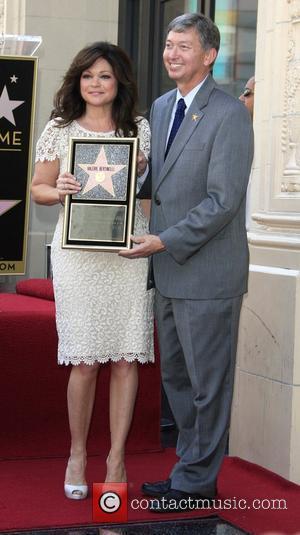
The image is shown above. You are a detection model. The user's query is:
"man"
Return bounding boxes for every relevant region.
[120,13,253,512]
[239,76,255,229]
[239,76,255,118]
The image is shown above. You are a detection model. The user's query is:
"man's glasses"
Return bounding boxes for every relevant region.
[242,87,254,98]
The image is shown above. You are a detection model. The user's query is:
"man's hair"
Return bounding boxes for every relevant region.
[167,13,220,52]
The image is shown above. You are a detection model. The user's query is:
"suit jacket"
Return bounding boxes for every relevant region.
[140,75,254,300]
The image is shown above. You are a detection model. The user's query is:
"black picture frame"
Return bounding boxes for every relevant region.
[62,137,139,252]
[0,55,38,275]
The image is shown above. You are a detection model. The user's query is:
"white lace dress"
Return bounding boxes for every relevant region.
[35,118,154,365]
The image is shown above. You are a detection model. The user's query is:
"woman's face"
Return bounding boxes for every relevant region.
[80,57,118,109]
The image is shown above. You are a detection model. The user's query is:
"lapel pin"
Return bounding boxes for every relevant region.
[192,114,200,121]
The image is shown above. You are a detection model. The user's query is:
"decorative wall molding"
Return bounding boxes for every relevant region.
[288,0,300,23]
[281,18,300,189]
[252,212,300,229]
[248,231,300,249]
[281,181,300,191]
[280,1,300,194]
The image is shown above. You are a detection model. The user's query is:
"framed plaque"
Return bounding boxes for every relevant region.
[0,54,38,275]
[62,137,139,252]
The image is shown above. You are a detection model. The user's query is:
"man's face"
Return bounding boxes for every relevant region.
[163,28,216,94]
[239,77,255,118]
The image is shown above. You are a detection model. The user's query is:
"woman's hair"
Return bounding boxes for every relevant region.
[51,41,139,136]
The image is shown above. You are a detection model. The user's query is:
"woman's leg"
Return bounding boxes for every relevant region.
[106,360,138,482]
[65,362,99,489]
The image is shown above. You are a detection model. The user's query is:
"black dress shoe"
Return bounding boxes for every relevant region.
[160,417,176,431]
[141,478,171,497]
[148,488,213,513]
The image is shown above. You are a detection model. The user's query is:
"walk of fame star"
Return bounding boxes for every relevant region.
[0,200,21,217]
[0,85,24,126]
[78,146,126,197]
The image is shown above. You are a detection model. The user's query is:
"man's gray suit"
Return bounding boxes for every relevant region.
[142,75,254,497]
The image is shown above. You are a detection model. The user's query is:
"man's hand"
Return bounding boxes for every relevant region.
[119,234,165,258]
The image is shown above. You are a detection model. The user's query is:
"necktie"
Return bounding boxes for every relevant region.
[165,98,186,158]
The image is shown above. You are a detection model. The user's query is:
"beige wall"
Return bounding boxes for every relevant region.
[230,0,300,484]
[0,1,4,33]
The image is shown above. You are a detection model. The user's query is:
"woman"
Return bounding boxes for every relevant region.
[31,42,154,500]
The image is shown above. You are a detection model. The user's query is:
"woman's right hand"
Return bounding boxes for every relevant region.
[56,172,81,204]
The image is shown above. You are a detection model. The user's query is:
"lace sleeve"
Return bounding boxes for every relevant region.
[137,117,151,158]
[35,119,64,162]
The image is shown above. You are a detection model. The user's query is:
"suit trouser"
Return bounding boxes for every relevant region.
[154,290,243,497]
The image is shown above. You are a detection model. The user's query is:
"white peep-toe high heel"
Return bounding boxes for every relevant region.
[64,483,88,500]
[64,456,88,500]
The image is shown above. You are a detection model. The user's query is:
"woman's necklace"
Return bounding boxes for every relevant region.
[79,115,115,133]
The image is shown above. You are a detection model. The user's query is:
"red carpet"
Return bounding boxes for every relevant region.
[0,285,161,459]
[1,280,300,534]
[0,450,299,534]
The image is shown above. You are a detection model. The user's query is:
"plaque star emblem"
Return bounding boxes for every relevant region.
[79,146,126,197]
[0,85,24,126]
[0,199,21,217]
[10,75,18,83]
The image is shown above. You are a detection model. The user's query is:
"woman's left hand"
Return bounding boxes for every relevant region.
[56,172,81,204]
[137,150,148,176]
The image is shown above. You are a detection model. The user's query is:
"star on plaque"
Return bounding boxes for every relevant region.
[10,75,18,83]
[0,200,21,217]
[79,146,126,197]
[0,85,24,126]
